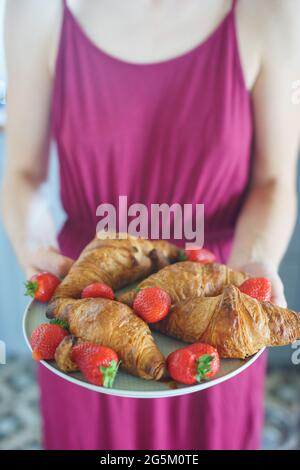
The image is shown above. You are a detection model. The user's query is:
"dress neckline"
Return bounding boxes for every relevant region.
[64,3,235,68]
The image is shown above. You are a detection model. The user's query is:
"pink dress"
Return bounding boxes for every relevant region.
[38,0,267,449]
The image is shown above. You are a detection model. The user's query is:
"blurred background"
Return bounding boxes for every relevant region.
[0,0,299,450]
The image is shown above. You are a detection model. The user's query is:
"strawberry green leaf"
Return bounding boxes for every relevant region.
[24,281,38,298]
[100,360,121,388]
[178,250,187,262]
[195,354,213,382]
[49,318,69,330]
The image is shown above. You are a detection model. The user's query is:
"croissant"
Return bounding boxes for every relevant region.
[54,336,79,372]
[50,234,179,302]
[153,285,300,358]
[119,261,248,306]
[48,297,166,380]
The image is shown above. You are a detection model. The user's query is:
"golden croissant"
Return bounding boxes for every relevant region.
[51,234,179,301]
[55,335,79,373]
[48,297,166,380]
[153,285,300,358]
[119,261,248,306]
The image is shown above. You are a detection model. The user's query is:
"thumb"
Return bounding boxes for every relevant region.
[270,276,287,308]
[30,246,74,278]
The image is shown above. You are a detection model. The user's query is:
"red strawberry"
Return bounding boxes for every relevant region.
[167,343,220,385]
[186,343,220,379]
[72,343,120,387]
[133,287,171,323]
[239,277,272,302]
[25,272,60,303]
[30,320,68,361]
[81,282,114,300]
[183,247,216,264]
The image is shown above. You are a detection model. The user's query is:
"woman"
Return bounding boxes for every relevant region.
[2,0,300,450]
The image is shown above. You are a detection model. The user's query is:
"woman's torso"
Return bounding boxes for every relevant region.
[51,0,254,260]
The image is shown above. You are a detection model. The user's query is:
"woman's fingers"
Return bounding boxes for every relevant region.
[29,246,74,278]
[271,292,287,308]
[236,261,287,308]
[270,276,287,308]
[25,266,41,279]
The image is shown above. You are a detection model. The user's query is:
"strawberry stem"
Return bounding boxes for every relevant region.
[100,360,121,388]
[195,354,213,382]
[178,250,187,262]
[49,318,69,330]
[24,281,38,298]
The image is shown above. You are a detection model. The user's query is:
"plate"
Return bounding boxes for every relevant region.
[23,299,265,398]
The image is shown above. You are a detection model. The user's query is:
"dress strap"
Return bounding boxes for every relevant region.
[231,0,237,10]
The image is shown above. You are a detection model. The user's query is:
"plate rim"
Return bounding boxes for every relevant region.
[22,299,265,399]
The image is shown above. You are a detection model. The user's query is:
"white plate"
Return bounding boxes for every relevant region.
[23,299,265,398]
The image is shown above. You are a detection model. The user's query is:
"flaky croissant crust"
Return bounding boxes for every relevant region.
[153,285,300,358]
[119,261,248,306]
[51,234,179,302]
[49,297,166,380]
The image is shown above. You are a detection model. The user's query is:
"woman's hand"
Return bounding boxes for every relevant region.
[230,260,287,308]
[24,246,74,280]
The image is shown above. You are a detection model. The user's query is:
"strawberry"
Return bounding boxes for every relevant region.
[25,272,60,303]
[179,247,216,264]
[186,343,220,379]
[167,343,220,385]
[72,343,120,387]
[133,287,171,323]
[81,282,114,300]
[30,319,68,361]
[239,277,272,302]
